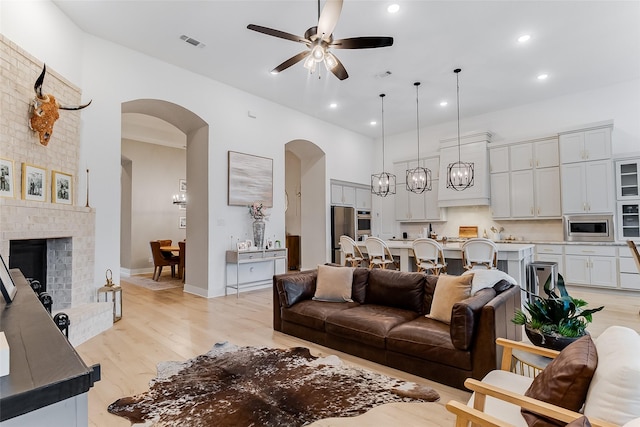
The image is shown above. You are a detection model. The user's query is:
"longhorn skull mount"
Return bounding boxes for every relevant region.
[28,64,92,146]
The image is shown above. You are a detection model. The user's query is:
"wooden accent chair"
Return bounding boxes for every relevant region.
[149,241,179,281]
[339,235,366,267]
[412,238,447,274]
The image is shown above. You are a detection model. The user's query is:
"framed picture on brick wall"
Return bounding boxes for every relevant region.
[0,158,15,199]
[22,163,46,202]
[52,170,73,205]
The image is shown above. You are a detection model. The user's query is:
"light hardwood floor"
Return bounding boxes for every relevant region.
[76,280,640,426]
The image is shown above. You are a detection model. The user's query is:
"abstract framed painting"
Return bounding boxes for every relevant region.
[227,151,273,207]
[22,163,46,202]
[52,170,73,205]
[0,158,15,198]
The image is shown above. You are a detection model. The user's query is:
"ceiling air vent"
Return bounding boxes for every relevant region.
[180,35,205,48]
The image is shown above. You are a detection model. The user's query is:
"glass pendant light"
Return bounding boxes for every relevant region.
[446,68,474,191]
[371,94,396,197]
[406,82,432,193]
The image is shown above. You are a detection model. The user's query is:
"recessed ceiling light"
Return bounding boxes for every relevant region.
[387,4,400,13]
[370,121,377,126]
[517,34,531,43]
[440,101,448,107]
[329,103,337,109]
[537,73,549,80]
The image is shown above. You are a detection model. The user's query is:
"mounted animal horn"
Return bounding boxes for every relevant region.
[29,64,92,146]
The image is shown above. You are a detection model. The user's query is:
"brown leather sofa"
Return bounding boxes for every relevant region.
[273,267,522,390]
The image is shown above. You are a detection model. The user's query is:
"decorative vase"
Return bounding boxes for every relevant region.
[253,219,265,249]
[524,324,583,351]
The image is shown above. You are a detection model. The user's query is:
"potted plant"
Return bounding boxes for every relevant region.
[512,273,604,350]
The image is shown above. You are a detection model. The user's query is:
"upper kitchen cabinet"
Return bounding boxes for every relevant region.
[561,160,614,214]
[489,146,509,173]
[615,158,640,200]
[394,159,445,222]
[438,132,491,207]
[330,182,356,206]
[355,187,372,210]
[559,124,612,164]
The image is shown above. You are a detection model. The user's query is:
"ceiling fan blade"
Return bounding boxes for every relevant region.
[247,24,309,44]
[271,51,310,74]
[317,0,343,42]
[329,54,349,80]
[331,36,394,49]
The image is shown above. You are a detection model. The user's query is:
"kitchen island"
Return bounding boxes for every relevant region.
[351,240,535,288]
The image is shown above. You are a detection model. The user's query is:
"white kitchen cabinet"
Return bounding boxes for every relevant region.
[617,201,640,240]
[534,138,560,168]
[615,159,640,200]
[331,183,356,206]
[438,136,491,207]
[564,245,617,288]
[424,180,445,221]
[490,173,511,218]
[355,188,372,210]
[535,244,564,277]
[510,144,534,171]
[535,167,561,217]
[511,170,535,217]
[394,160,443,221]
[560,126,612,164]
[489,146,509,173]
[619,245,640,290]
[561,160,614,214]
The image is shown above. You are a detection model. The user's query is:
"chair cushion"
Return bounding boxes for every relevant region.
[462,269,517,295]
[522,334,598,427]
[468,370,533,427]
[583,326,640,426]
[313,264,353,302]
[426,274,473,324]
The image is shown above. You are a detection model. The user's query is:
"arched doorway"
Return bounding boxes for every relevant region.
[285,140,327,270]
[120,99,210,294]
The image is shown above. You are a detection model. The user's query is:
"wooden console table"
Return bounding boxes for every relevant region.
[225,248,287,297]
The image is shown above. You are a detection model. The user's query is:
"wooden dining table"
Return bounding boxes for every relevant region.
[160,246,180,253]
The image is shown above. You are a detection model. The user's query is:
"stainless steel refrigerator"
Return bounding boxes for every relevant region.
[331,206,355,263]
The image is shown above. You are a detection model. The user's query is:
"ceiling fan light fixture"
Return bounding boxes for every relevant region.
[311,43,325,62]
[324,52,338,70]
[406,81,432,194]
[303,55,317,72]
[446,68,474,191]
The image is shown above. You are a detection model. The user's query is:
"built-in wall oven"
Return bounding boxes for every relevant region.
[563,214,615,242]
[356,210,371,240]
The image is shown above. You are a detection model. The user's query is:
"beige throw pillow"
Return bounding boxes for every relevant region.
[426,274,473,324]
[313,264,354,302]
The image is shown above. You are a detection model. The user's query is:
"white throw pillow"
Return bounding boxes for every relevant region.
[313,264,354,302]
[462,269,517,295]
[583,326,640,425]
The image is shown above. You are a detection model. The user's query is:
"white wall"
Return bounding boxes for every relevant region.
[2,0,375,297]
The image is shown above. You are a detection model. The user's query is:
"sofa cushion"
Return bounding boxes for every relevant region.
[313,264,354,302]
[450,287,497,350]
[423,275,438,315]
[583,326,640,426]
[427,274,474,324]
[462,269,517,295]
[326,305,419,349]
[351,268,369,304]
[281,299,359,331]
[522,334,598,427]
[280,271,317,307]
[387,316,473,370]
[365,269,425,313]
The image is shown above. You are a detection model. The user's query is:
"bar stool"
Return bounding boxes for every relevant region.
[461,238,498,270]
[412,238,447,274]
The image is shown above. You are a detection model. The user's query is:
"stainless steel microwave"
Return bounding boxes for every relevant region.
[563,215,614,242]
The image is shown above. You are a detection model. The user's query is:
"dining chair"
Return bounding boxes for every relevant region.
[412,238,447,274]
[339,235,366,267]
[364,237,397,269]
[158,239,174,259]
[178,240,186,282]
[461,238,498,270]
[149,241,179,281]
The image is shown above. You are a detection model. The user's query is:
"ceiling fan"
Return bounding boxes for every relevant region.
[247,0,393,80]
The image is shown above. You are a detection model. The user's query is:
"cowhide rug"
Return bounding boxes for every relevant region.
[108,342,440,426]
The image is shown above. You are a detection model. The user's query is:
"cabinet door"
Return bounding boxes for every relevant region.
[589,256,617,288]
[490,146,509,173]
[618,201,640,240]
[394,163,410,220]
[510,143,533,171]
[584,160,613,213]
[561,163,587,214]
[564,255,590,285]
[424,157,440,180]
[535,138,559,168]
[616,160,640,200]
[535,167,561,217]
[330,184,343,205]
[424,180,444,221]
[342,186,356,206]
[356,188,371,210]
[583,128,611,161]
[511,170,535,217]
[559,133,585,164]
[490,173,511,218]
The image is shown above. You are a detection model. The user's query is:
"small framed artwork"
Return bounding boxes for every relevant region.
[22,163,46,202]
[245,239,253,249]
[52,170,73,205]
[179,216,186,229]
[237,241,248,251]
[179,179,187,192]
[0,158,15,198]
[0,254,17,304]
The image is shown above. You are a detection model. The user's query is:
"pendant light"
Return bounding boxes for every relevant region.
[406,82,432,193]
[371,93,396,197]
[446,68,474,191]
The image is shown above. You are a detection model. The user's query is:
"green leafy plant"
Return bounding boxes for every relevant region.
[512,273,604,338]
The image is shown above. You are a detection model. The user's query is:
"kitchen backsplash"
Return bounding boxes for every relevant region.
[400,206,564,241]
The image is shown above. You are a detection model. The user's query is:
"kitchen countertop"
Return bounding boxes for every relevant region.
[388,237,632,247]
